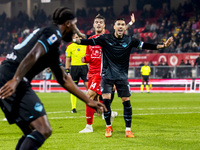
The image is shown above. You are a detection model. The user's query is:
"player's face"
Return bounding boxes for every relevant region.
[114,20,126,37]
[62,18,77,42]
[93,18,105,33]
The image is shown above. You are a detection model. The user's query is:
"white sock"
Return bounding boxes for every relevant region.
[126,127,131,131]
[86,124,92,128]
[106,125,112,127]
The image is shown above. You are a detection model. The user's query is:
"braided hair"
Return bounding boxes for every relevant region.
[52,7,75,25]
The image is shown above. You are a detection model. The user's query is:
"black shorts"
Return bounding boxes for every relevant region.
[142,75,149,83]
[101,78,131,97]
[0,63,46,124]
[70,65,88,83]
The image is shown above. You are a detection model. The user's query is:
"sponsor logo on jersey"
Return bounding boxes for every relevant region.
[122,43,127,47]
[34,102,43,112]
[47,34,58,45]
[6,52,17,60]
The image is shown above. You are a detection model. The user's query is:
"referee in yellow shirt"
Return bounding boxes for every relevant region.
[140,61,151,93]
[66,34,88,113]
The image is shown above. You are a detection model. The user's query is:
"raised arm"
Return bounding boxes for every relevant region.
[0,43,46,99]
[125,13,135,30]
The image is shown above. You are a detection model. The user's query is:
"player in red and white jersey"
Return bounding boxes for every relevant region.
[78,14,135,133]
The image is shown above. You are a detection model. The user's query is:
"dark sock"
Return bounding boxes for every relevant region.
[123,100,132,128]
[110,90,115,104]
[99,95,103,103]
[15,135,26,150]
[19,131,45,150]
[103,99,111,125]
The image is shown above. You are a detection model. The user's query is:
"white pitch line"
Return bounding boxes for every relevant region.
[48,111,200,120]
[1,111,200,121]
[46,107,200,114]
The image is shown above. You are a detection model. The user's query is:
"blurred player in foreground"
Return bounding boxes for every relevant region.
[66,33,88,113]
[140,61,151,93]
[0,7,106,150]
[73,18,173,138]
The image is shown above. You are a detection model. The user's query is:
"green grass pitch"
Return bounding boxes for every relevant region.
[0,93,200,150]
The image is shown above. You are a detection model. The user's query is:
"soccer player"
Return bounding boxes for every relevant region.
[78,14,135,133]
[0,7,106,150]
[73,18,173,138]
[140,61,151,93]
[66,33,88,113]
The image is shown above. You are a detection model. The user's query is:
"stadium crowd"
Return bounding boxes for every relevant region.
[0,0,200,58]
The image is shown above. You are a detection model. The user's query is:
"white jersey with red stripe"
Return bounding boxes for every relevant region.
[85,34,102,78]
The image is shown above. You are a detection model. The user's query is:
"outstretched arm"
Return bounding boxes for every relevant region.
[74,24,87,39]
[139,36,174,50]
[0,43,46,99]
[51,65,107,113]
[156,37,174,49]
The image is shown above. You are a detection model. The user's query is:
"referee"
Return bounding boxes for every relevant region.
[140,61,151,93]
[66,34,88,113]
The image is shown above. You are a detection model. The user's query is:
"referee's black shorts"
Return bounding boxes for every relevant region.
[101,77,131,98]
[70,65,88,83]
[142,75,149,83]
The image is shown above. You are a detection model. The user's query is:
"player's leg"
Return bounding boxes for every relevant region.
[80,65,89,90]
[116,80,135,138]
[79,76,100,133]
[15,121,32,150]
[17,116,51,150]
[140,76,144,92]
[145,76,149,93]
[16,87,50,149]
[101,78,113,137]
[79,89,97,133]
[70,66,79,113]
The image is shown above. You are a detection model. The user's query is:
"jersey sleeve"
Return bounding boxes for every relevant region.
[37,27,62,53]
[85,45,91,63]
[65,44,72,58]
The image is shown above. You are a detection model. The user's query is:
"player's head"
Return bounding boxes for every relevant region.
[52,7,77,42]
[114,18,126,38]
[144,61,148,66]
[93,14,105,34]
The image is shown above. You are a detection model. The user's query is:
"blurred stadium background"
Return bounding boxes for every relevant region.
[0,0,200,92]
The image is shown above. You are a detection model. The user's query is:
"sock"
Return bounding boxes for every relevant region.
[15,135,26,150]
[103,99,111,126]
[71,94,77,109]
[123,100,132,128]
[126,127,131,131]
[146,85,149,92]
[19,131,45,150]
[99,95,103,104]
[86,105,95,125]
[141,84,144,92]
[110,90,115,104]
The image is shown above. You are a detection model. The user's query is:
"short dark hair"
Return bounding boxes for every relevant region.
[94,14,105,22]
[114,18,125,24]
[52,7,75,25]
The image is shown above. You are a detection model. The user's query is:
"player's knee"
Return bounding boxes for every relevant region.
[40,125,52,139]
[102,93,111,99]
[121,97,130,102]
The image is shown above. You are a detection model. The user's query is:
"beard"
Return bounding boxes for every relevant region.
[62,30,74,42]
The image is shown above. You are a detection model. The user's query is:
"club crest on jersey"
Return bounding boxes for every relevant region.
[122,43,127,47]
[47,34,58,45]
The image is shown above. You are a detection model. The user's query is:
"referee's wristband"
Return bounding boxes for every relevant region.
[65,69,70,74]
